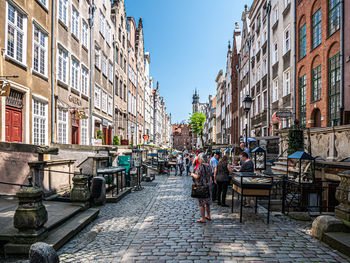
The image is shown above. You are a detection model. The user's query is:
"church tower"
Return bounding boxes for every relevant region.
[192,89,199,113]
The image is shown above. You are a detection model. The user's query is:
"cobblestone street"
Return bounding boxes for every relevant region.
[55,175,349,263]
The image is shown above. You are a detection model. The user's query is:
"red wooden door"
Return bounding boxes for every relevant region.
[5,106,22,143]
[103,127,107,145]
[71,111,80,144]
[107,128,112,145]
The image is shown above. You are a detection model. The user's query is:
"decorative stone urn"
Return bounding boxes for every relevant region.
[335,170,350,222]
[13,186,48,243]
[70,173,90,202]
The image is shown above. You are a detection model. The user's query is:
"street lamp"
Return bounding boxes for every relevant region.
[243,95,253,146]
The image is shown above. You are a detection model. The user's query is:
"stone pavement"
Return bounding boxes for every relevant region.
[56,175,349,263]
[4,174,349,263]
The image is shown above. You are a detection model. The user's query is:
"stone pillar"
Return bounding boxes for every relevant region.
[13,186,48,244]
[70,173,90,202]
[335,170,350,222]
[28,161,47,190]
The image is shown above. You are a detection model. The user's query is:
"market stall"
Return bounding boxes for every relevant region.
[231,172,274,223]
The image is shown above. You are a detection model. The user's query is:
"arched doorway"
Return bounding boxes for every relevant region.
[311,108,321,127]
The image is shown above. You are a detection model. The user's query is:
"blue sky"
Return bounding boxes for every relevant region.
[125,0,253,123]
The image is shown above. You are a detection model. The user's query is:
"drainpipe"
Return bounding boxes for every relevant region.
[293,0,297,125]
[236,55,241,146]
[266,1,271,136]
[50,0,56,144]
[88,2,96,145]
[340,0,344,125]
[247,36,251,139]
[136,64,139,145]
[112,40,116,138]
[126,47,130,142]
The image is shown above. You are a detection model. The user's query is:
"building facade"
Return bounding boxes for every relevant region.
[296,0,341,128]
[0,0,53,145]
[172,124,192,151]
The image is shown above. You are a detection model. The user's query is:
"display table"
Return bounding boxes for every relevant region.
[96,167,126,196]
[231,172,273,223]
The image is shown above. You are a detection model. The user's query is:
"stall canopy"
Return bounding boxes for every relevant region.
[288,151,314,160]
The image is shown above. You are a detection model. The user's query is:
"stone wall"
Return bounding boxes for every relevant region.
[279,125,350,161]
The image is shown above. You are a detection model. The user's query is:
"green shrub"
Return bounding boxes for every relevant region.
[113,135,120,146]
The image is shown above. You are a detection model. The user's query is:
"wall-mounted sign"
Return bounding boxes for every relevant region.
[143,134,149,140]
[74,111,88,120]
[0,81,11,97]
[68,95,82,106]
[102,119,108,127]
[276,111,292,118]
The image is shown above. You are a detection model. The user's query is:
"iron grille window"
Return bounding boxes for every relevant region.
[312,65,321,102]
[299,24,306,59]
[329,0,340,35]
[329,53,341,126]
[6,89,23,108]
[299,75,307,127]
[312,9,322,49]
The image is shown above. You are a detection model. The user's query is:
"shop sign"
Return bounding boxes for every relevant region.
[68,95,82,106]
[102,119,108,127]
[276,111,292,118]
[143,134,149,140]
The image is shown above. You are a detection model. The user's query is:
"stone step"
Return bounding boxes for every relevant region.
[323,232,350,257]
[44,208,99,250]
[4,208,99,256]
[106,187,132,203]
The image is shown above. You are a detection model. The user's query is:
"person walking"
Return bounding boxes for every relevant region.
[185,153,191,176]
[175,153,183,176]
[209,151,220,202]
[214,155,233,207]
[193,150,200,172]
[190,153,212,223]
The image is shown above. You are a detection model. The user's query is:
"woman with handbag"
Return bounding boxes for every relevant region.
[190,153,212,223]
[214,155,233,207]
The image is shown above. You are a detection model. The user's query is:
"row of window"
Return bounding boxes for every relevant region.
[299,0,341,60]
[57,46,89,96]
[94,85,113,116]
[299,53,341,126]
[58,0,89,48]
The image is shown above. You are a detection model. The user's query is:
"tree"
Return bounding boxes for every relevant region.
[113,135,120,146]
[189,112,206,148]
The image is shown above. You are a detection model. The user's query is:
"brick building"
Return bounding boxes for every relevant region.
[296,0,341,128]
[172,124,192,152]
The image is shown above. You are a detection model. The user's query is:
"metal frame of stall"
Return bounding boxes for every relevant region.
[283,151,317,214]
[231,172,274,223]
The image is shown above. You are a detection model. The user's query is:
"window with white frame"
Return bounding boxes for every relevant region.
[57,47,68,83]
[71,58,79,91]
[32,99,47,145]
[284,0,290,9]
[57,108,68,144]
[58,0,67,25]
[283,70,290,96]
[94,85,100,109]
[273,43,278,64]
[33,25,48,76]
[108,96,112,115]
[81,119,88,145]
[95,47,101,69]
[82,21,88,48]
[284,27,290,54]
[108,62,113,82]
[81,67,88,96]
[37,0,49,10]
[106,22,111,45]
[6,2,27,64]
[102,90,107,113]
[71,8,79,38]
[273,79,278,102]
[99,10,105,37]
[102,54,107,76]
[273,6,278,24]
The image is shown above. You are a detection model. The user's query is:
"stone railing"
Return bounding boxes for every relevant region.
[279,124,350,161]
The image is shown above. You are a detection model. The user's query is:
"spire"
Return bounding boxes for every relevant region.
[138,17,143,28]
[228,40,231,51]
